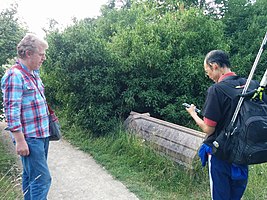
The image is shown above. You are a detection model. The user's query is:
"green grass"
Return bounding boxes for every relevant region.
[62,121,267,199]
[63,123,211,200]
[243,164,267,199]
[0,140,23,199]
[3,119,267,199]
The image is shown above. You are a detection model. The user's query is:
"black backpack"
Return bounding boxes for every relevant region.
[211,77,267,165]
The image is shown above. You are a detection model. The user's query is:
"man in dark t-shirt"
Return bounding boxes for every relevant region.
[186,50,248,200]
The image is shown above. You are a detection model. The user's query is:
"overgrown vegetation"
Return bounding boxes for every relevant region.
[0,140,22,199]
[61,119,267,199]
[0,4,26,115]
[0,4,25,67]
[1,0,267,199]
[1,0,266,135]
[62,120,211,199]
[42,0,267,134]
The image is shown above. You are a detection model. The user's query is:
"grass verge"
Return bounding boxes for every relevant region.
[62,120,267,199]
[0,139,22,199]
[63,122,211,200]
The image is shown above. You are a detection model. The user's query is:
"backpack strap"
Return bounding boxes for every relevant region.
[216,76,259,100]
[216,76,243,100]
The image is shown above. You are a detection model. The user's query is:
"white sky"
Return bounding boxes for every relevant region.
[0,0,109,37]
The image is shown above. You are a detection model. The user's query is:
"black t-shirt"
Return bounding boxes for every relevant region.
[202,76,249,146]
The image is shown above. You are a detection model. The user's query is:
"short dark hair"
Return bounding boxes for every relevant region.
[204,50,231,68]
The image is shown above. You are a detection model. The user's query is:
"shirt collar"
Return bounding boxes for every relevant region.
[19,62,31,74]
[19,62,39,76]
[218,72,236,82]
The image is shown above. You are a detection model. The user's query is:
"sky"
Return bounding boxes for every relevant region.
[0,0,109,37]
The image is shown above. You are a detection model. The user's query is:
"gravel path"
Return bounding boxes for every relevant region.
[0,122,139,200]
[48,139,139,200]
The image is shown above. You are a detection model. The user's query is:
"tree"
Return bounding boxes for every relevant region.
[43,19,119,135]
[102,3,228,125]
[42,0,229,134]
[0,4,26,66]
[222,0,267,80]
[0,4,26,117]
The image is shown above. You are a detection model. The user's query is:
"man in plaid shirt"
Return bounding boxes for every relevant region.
[1,33,51,200]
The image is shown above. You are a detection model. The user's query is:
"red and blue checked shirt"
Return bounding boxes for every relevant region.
[1,63,50,138]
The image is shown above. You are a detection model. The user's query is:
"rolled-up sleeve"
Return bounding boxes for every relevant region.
[1,69,23,132]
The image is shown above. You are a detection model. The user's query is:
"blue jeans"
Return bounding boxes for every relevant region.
[21,137,51,200]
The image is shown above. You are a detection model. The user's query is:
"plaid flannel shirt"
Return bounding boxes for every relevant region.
[1,63,50,138]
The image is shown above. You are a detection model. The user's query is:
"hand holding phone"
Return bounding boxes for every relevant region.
[182,103,201,114]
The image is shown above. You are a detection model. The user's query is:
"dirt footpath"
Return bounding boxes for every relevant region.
[48,139,139,200]
[0,122,139,200]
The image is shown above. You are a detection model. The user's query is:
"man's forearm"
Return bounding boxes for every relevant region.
[11,131,25,143]
[190,112,215,136]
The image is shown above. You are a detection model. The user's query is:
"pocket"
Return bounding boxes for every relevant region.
[212,129,236,162]
[22,82,36,102]
[246,117,267,143]
[231,164,248,180]
[245,147,267,164]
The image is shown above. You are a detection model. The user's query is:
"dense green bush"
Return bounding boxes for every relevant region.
[1,0,267,135]
[0,5,25,66]
[43,3,228,134]
[106,6,228,124]
[222,0,267,80]
[43,20,119,134]
[0,5,25,116]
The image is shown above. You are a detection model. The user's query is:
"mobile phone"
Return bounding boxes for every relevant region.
[182,103,201,114]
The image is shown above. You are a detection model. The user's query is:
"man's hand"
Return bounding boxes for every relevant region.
[16,139,30,156]
[185,104,215,135]
[11,131,30,156]
[185,104,198,117]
